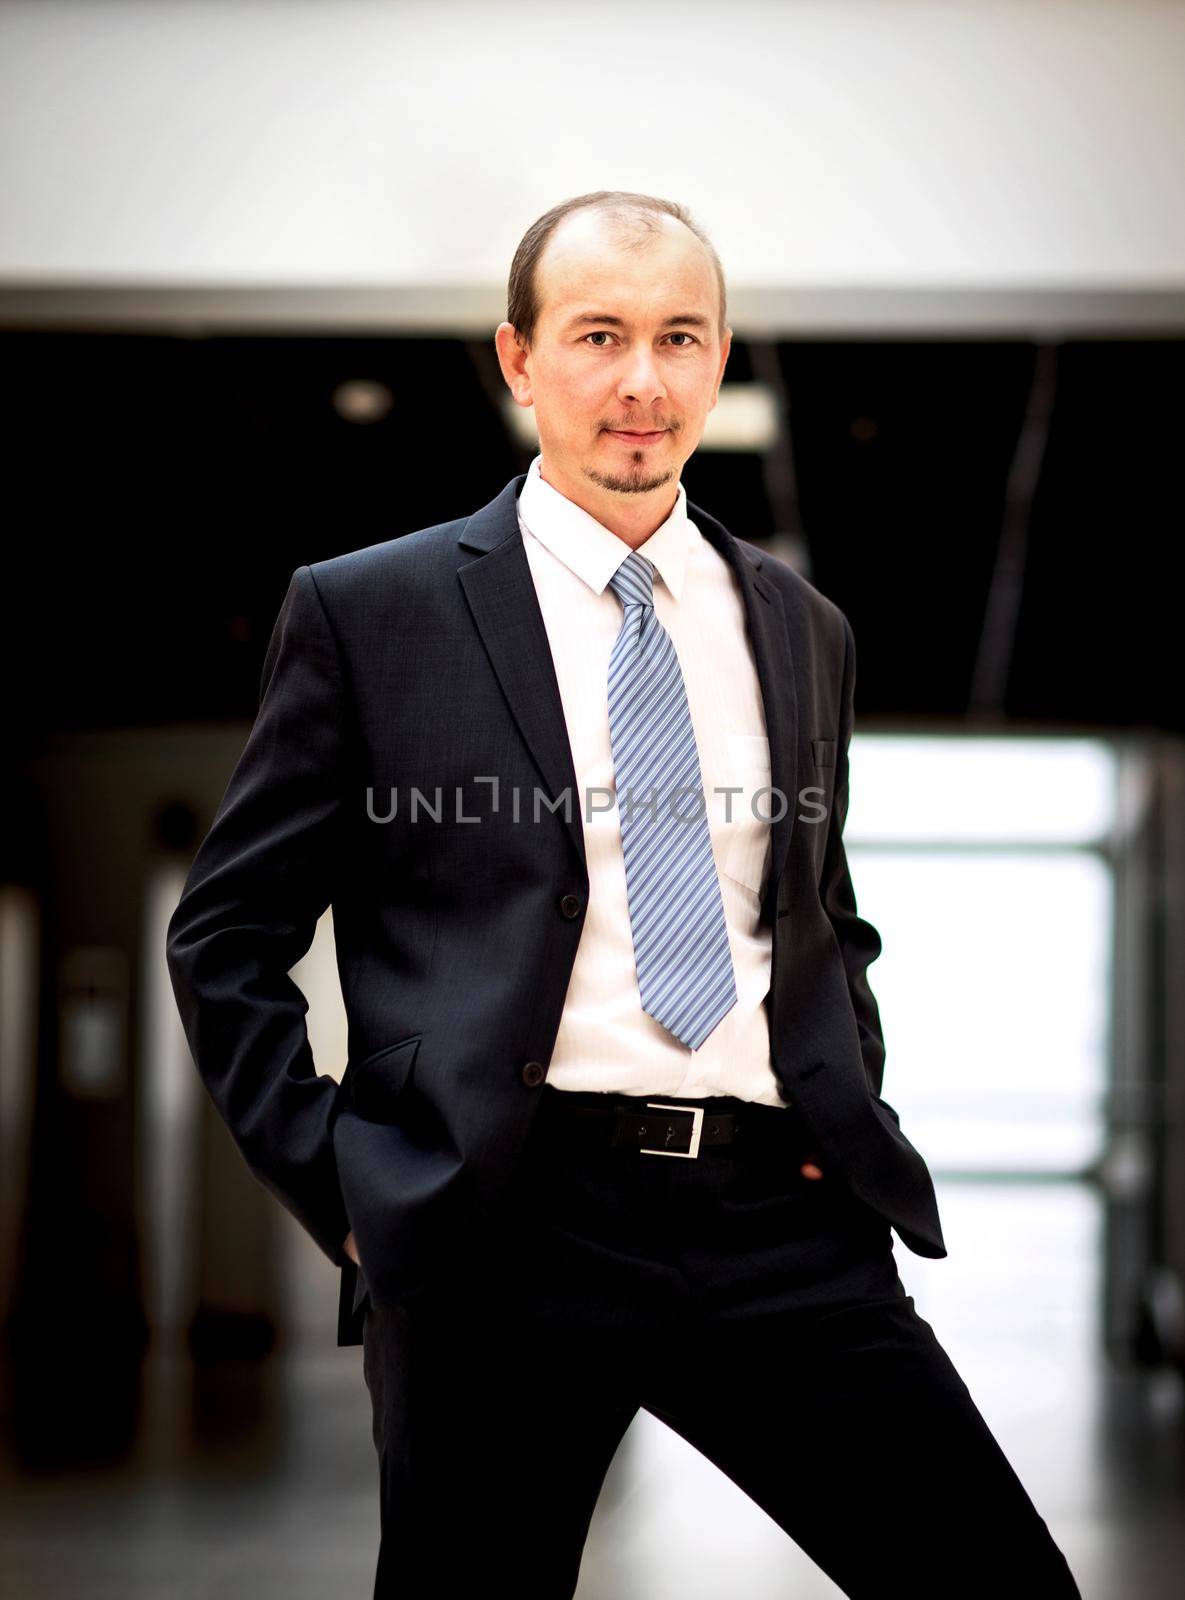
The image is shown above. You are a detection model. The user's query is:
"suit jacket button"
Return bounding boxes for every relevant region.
[559,893,582,919]
[521,1061,546,1087]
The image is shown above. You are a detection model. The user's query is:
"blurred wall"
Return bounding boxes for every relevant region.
[0,0,1181,296]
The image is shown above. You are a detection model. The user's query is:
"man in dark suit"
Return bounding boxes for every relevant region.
[166,191,1080,1597]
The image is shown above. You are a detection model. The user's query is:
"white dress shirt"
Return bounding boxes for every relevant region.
[517,452,789,1108]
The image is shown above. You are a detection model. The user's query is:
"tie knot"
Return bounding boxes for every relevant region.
[608,550,655,611]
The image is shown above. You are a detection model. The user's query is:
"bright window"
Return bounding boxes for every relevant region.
[845,737,1117,1174]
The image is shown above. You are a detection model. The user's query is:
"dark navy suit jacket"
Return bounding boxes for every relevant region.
[165,472,947,1347]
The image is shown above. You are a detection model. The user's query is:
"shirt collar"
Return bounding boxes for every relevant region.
[517,452,693,601]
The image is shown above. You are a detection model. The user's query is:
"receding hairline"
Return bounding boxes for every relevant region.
[534,214,726,338]
[506,190,728,349]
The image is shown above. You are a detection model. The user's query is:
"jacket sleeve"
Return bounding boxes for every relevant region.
[166,564,353,1267]
[818,611,895,1117]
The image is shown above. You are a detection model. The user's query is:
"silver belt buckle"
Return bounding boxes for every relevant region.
[640,1102,705,1159]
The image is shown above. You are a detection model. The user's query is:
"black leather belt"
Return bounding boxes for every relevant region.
[540,1091,803,1160]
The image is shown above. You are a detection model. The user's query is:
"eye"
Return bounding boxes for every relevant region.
[582,331,699,348]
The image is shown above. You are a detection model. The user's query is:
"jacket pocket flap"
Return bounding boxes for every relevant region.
[872,1094,901,1129]
[346,1034,421,1122]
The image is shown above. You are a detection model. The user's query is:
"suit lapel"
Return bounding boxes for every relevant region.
[683,497,799,905]
[456,474,799,902]
[459,476,588,874]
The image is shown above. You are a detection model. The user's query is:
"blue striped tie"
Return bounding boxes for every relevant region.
[607,550,738,1050]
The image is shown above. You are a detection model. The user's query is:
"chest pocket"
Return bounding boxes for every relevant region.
[722,732,773,898]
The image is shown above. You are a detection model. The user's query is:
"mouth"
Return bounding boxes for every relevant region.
[605,429,668,447]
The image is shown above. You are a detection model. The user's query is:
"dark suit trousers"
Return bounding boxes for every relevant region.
[357,1087,1081,1598]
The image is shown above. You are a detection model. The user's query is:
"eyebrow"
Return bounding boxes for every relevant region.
[562,312,713,333]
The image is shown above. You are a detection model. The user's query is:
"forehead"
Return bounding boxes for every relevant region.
[537,210,717,321]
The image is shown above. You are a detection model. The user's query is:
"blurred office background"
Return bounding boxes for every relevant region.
[1,1,1184,1595]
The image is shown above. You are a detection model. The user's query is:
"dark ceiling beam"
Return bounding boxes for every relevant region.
[1,284,1184,338]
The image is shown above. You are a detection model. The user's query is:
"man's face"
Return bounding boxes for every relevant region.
[496,210,731,504]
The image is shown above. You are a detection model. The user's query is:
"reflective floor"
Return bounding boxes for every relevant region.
[2,1181,1183,1599]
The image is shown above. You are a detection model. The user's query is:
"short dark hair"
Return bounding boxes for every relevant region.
[506,190,727,351]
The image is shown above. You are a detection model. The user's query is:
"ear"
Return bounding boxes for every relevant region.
[494,321,533,407]
[711,325,732,409]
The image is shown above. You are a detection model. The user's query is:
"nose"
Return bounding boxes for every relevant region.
[616,345,667,409]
